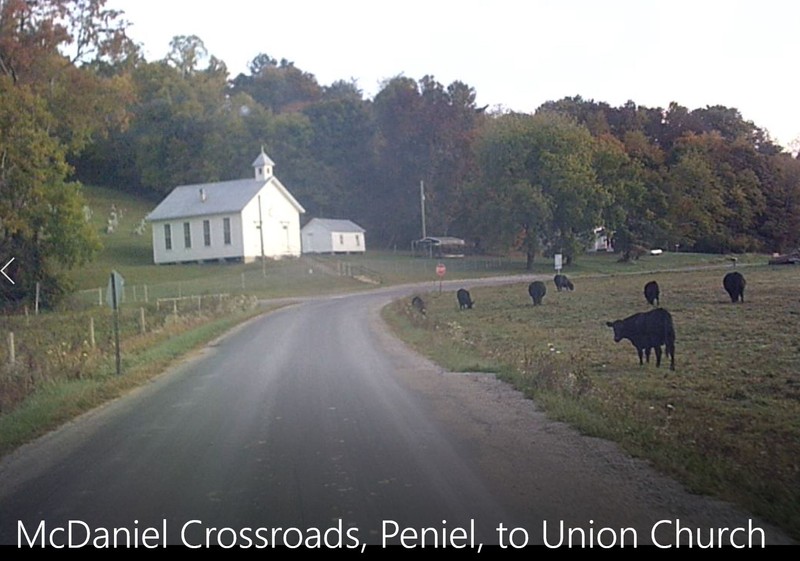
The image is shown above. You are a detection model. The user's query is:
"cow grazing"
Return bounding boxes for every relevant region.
[606,308,676,371]
[456,288,474,310]
[411,296,426,315]
[723,271,746,303]
[528,281,546,305]
[554,274,574,292]
[644,280,660,306]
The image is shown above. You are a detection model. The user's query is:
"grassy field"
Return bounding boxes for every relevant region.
[382,263,800,540]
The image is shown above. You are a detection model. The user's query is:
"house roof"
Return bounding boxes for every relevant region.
[302,218,365,233]
[146,176,305,222]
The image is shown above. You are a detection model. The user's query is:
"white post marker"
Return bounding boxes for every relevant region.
[107,271,125,375]
[554,253,563,273]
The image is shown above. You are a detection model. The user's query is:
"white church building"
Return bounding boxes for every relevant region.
[146,149,305,264]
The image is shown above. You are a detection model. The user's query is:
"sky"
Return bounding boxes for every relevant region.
[107,0,800,151]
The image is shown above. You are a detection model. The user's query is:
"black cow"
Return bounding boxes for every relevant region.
[644,280,660,306]
[528,281,546,305]
[554,274,574,292]
[411,296,426,315]
[606,308,676,371]
[723,271,746,303]
[456,288,474,310]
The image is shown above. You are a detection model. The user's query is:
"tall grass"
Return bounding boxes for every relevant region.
[0,295,268,456]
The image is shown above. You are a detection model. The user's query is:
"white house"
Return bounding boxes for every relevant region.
[146,149,305,264]
[301,218,366,254]
[591,227,613,252]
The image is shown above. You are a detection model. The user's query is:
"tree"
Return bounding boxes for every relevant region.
[0,77,100,307]
[469,111,602,268]
[367,75,483,247]
[594,133,668,258]
[0,0,132,306]
[166,35,209,76]
[231,53,322,113]
[755,153,800,253]
[302,93,376,219]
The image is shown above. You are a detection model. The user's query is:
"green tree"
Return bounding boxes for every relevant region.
[469,111,602,268]
[0,77,100,306]
[757,153,800,253]
[369,75,482,247]
[0,0,132,306]
[231,53,323,113]
[302,88,376,219]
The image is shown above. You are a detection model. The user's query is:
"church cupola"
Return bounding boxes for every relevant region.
[252,147,275,180]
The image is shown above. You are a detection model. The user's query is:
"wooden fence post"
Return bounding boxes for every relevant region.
[89,317,96,349]
[139,307,146,334]
[8,332,15,366]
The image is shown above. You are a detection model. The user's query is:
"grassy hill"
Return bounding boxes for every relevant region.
[71,185,264,290]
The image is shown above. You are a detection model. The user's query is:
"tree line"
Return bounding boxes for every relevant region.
[2,1,799,306]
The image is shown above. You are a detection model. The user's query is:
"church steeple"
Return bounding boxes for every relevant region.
[252,147,275,180]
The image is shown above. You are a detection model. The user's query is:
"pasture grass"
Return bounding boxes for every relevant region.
[382,264,800,540]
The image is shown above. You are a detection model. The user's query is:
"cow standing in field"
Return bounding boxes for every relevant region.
[528,281,546,305]
[554,274,574,292]
[456,288,474,310]
[723,271,746,303]
[644,280,660,306]
[606,308,676,371]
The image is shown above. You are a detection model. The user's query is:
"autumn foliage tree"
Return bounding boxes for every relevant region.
[0,0,134,307]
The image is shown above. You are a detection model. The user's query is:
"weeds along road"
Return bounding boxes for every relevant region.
[0,276,793,547]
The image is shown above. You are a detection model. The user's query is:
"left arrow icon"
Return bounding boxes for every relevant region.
[2,258,15,284]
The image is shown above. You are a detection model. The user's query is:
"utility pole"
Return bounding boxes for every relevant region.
[420,180,427,239]
[258,195,266,277]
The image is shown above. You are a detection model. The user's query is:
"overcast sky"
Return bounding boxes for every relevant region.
[107,0,800,151]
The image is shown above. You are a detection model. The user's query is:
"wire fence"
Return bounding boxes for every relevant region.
[64,254,524,311]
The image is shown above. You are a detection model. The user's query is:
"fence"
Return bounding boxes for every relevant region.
[65,254,522,311]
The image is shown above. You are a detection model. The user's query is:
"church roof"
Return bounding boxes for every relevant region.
[146,150,304,222]
[252,148,275,168]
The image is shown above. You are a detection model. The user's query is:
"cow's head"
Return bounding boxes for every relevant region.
[606,320,623,342]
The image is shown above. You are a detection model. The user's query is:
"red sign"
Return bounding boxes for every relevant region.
[436,263,446,277]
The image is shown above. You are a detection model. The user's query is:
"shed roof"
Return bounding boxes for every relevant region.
[415,236,465,246]
[303,218,365,233]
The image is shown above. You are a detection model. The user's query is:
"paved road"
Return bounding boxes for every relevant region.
[0,280,793,548]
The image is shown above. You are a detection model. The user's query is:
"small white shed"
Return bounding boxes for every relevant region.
[301,218,366,254]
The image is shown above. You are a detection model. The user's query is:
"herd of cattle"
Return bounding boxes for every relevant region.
[411,270,749,373]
